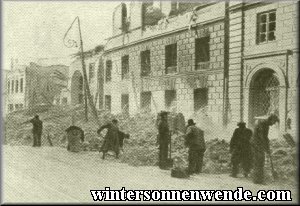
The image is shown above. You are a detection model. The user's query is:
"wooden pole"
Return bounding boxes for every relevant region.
[77,17,100,125]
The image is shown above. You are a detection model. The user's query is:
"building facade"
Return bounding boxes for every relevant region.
[104,2,226,124]
[67,47,104,110]
[101,1,298,134]
[228,2,298,135]
[4,59,69,114]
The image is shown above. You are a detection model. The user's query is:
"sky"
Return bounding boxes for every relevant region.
[2,1,121,69]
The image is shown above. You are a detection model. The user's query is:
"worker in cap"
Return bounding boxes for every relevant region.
[230,121,253,178]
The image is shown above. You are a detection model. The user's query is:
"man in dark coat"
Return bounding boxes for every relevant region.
[251,114,279,184]
[185,119,206,175]
[157,111,170,169]
[30,115,43,147]
[97,119,129,160]
[229,122,253,178]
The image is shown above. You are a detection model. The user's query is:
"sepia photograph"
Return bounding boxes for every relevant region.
[1,0,299,204]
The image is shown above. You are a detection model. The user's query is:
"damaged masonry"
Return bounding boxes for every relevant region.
[2,1,299,203]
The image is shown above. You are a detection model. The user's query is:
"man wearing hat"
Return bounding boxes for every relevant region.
[157,111,170,169]
[29,115,43,147]
[185,119,206,175]
[251,113,279,184]
[229,121,253,178]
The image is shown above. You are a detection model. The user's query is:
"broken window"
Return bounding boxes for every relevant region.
[195,36,210,70]
[141,50,151,77]
[15,80,19,93]
[105,95,111,112]
[165,90,177,112]
[165,43,177,74]
[257,10,276,44]
[140,91,151,112]
[20,78,23,93]
[142,2,164,28]
[194,88,208,112]
[106,60,112,82]
[7,81,10,95]
[11,80,14,94]
[89,63,95,81]
[121,55,129,80]
[121,3,128,33]
[121,94,129,115]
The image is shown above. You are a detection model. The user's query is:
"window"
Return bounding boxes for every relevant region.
[141,50,151,77]
[9,104,13,112]
[165,43,177,74]
[15,80,19,93]
[165,90,177,112]
[195,36,210,70]
[121,55,129,80]
[106,60,112,82]
[194,88,208,112]
[89,63,95,81]
[257,10,276,44]
[140,91,151,112]
[121,3,128,33]
[19,104,23,109]
[7,81,10,94]
[105,95,111,112]
[62,97,68,105]
[20,78,23,93]
[121,94,129,115]
[11,80,14,94]
[15,104,19,110]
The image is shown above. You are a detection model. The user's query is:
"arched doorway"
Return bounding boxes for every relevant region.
[248,69,280,127]
[71,71,84,105]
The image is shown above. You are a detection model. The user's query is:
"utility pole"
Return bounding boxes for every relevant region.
[63,16,100,125]
[77,17,100,125]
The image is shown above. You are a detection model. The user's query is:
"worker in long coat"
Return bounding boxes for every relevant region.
[185,119,206,175]
[230,122,253,178]
[97,119,120,160]
[30,115,43,147]
[251,114,279,184]
[157,111,170,169]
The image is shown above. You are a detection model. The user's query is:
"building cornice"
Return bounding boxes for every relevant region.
[104,17,224,55]
[243,49,296,60]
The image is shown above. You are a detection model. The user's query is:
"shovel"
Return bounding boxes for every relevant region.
[267,152,278,180]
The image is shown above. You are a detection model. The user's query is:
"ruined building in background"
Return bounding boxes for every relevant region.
[67,45,104,110]
[102,1,298,134]
[4,59,69,114]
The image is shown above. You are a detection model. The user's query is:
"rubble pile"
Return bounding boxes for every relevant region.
[266,139,297,183]
[4,106,297,182]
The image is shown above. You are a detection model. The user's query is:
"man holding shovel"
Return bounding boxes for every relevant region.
[251,114,279,184]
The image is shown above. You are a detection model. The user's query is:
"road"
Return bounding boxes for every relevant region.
[1,146,298,204]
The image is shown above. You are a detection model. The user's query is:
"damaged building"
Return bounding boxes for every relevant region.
[67,45,104,109]
[4,59,69,114]
[102,1,298,134]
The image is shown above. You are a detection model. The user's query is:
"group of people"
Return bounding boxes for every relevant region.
[28,111,279,185]
[157,111,279,185]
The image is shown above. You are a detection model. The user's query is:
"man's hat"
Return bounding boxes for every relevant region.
[35,115,39,119]
[112,119,118,123]
[237,121,246,126]
[160,111,169,116]
[187,119,196,126]
[268,113,279,123]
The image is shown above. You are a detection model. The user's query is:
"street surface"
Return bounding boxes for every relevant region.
[1,146,298,204]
